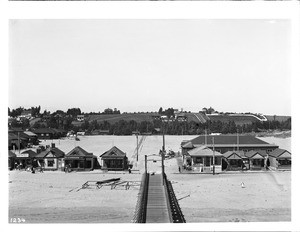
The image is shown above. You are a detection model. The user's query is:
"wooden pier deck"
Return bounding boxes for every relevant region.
[145,174,171,223]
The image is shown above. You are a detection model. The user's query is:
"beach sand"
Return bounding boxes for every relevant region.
[9,155,291,223]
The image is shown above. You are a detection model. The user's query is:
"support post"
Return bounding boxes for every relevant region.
[162,126,165,185]
[212,137,215,175]
[136,134,139,162]
[145,155,147,173]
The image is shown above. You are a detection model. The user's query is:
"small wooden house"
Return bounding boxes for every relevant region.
[222,151,249,171]
[64,146,97,171]
[100,146,128,171]
[187,146,223,173]
[15,149,37,169]
[268,148,291,170]
[35,143,65,170]
[245,150,267,170]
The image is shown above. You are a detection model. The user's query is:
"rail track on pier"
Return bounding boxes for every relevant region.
[132,173,186,223]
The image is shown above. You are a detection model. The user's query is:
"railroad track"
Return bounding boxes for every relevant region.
[132,173,186,223]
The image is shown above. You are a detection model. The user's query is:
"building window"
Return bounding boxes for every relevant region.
[41,133,44,136]
[47,159,54,167]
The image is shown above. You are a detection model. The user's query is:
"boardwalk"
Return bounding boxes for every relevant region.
[146,174,171,223]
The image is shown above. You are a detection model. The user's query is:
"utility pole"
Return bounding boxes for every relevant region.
[145,155,147,173]
[237,128,239,152]
[18,132,20,154]
[162,124,165,185]
[136,133,139,162]
[212,137,215,175]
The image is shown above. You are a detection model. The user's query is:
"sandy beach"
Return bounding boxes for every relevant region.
[9,156,290,223]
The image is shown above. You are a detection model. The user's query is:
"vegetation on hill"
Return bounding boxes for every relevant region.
[8,106,291,136]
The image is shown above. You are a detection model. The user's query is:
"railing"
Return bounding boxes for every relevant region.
[164,174,186,223]
[132,172,149,223]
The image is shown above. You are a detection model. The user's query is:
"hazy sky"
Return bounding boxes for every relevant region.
[9,19,291,115]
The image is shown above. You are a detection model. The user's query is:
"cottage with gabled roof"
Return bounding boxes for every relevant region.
[186,146,223,173]
[244,150,267,170]
[268,148,291,170]
[100,146,128,171]
[64,146,97,171]
[35,143,65,170]
[222,151,249,171]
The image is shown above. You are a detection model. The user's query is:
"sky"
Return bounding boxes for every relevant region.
[9,19,291,115]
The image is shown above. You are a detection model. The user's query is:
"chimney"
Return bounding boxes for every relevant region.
[51,143,55,148]
[36,148,41,154]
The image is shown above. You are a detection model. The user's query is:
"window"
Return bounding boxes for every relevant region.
[47,159,54,167]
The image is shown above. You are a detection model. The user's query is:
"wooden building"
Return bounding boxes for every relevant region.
[31,128,56,140]
[15,149,37,169]
[181,135,278,155]
[100,146,128,171]
[222,151,249,171]
[186,146,223,173]
[268,148,291,170]
[64,146,97,171]
[35,143,65,170]
[244,150,267,170]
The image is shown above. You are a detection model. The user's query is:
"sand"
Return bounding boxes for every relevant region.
[9,156,291,223]
[9,135,291,223]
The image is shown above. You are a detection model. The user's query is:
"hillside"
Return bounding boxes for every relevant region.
[265,115,291,122]
[87,113,158,124]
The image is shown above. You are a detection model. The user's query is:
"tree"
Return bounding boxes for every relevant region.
[158,107,163,114]
[67,108,81,117]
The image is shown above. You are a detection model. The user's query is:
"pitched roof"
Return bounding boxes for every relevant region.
[9,150,17,158]
[32,128,56,134]
[269,148,291,158]
[21,149,37,158]
[187,146,223,157]
[23,131,37,137]
[223,151,246,159]
[35,147,65,158]
[65,146,94,158]
[190,135,270,146]
[244,150,267,158]
[182,141,194,149]
[100,146,127,158]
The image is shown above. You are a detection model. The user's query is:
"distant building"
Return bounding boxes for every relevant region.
[31,128,56,139]
[19,110,32,120]
[77,115,85,122]
[100,146,128,171]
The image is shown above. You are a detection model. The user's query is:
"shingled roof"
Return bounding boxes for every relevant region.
[244,150,267,158]
[190,135,269,146]
[269,148,291,158]
[65,146,94,158]
[187,146,222,157]
[223,151,247,159]
[35,147,65,158]
[21,149,37,158]
[100,146,127,158]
